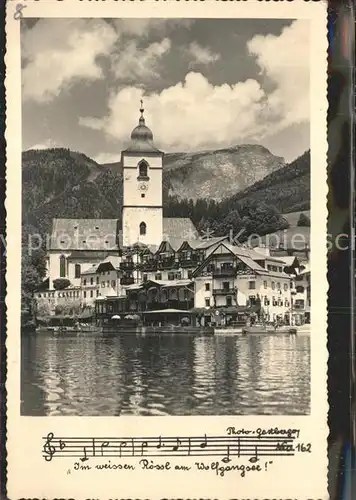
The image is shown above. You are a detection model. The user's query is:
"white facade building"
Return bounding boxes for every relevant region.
[121,102,164,247]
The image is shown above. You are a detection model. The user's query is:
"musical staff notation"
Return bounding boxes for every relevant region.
[42,432,298,463]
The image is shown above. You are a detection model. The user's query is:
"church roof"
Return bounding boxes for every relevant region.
[122,101,163,155]
[50,218,120,251]
[50,217,198,251]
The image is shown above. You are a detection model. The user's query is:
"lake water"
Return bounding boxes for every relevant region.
[21,332,310,416]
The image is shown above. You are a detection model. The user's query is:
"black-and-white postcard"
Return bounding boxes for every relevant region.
[6,0,328,498]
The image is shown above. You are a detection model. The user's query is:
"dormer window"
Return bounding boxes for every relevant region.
[137,160,149,180]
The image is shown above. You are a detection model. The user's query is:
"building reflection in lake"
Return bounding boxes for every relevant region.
[21,332,310,416]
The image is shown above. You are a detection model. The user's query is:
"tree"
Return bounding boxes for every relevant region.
[53,278,71,290]
[297,213,310,227]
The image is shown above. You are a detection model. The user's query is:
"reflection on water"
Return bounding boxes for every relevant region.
[21,333,310,416]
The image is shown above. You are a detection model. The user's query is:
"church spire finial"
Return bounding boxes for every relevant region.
[139,99,145,124]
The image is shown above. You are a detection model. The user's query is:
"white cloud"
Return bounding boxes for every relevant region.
[112,38,171,82]
[187,42,220,67]
[80,72,267,151]
[22,19,117,103]
[79,20,309,153]
[247,19,309,129]
[112,19,194,37]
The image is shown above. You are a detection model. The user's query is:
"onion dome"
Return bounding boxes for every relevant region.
[124,100,162,154]
[131,100,154,142]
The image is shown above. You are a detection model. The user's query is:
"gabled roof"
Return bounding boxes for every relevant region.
[81,263,100,275]
[278,256,300,266]
[223,242,269,261]
[191,242,291,278]
[192,236,229,250]
[192,243,262,277]
[50,218,120,251]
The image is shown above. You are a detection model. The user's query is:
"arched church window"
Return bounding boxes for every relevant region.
[138,160,148,178]
[74,264,81,279]
[59,255,66,278]
[139,222,147,235]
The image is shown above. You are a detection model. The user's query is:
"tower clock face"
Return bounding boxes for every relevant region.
[139,182,148,192]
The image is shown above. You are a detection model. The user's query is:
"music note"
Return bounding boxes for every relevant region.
[141,441,148,456]
[222,445,231,463]
[100,441,110,457]
[236,436,240,458]
[43,432,56,462]
[172,438,181,452]
[80,446,88,462]
[249,445,259,463]
[157,436,163,449]
[200,434,207,448]
[119,441,127,458]
[59,439,66,451]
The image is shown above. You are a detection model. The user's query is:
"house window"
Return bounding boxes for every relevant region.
[59,255,66,277]
[90,290,93,298]
[226,296,232,307]
[188,270,192,279]
[96,290,99,297]
[271,281,275,290]
[155,273,162,280]
[175,272,181,280]
[83,279,87,286]
[223,281,230,291]
[139,222,147,235]
[248,281,256,290]
[101,282,105,288]
[205,298,210,307]
[277,282,281,289]
[111,280,116,288]
[138,160,148,178]
[96,276,99,284]
[284,283,288,291]
[249,295,256,305]
[263,281,268,289]
[74,264,81,279]
[205,283,210,291]
[168,272,174,280]
[90,277,94,285]
[83,291,87,298]
[143,274,148,282]
[107,281,110,287]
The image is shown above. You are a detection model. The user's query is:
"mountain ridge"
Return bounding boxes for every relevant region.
[22,145,309,237]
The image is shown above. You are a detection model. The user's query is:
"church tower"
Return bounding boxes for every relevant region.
[121,101,163,247]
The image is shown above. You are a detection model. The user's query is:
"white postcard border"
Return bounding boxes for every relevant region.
[6,1,328,498]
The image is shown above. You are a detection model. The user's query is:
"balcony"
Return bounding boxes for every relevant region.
[120,261,135,271]
[120,277,135,286]
[178,258,200,268]
[157,258,176,270]
[212,267,236,278]
[213,287,237,295]
[139,260,158,272]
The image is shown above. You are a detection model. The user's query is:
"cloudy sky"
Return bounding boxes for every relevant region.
[21,18,309,163]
